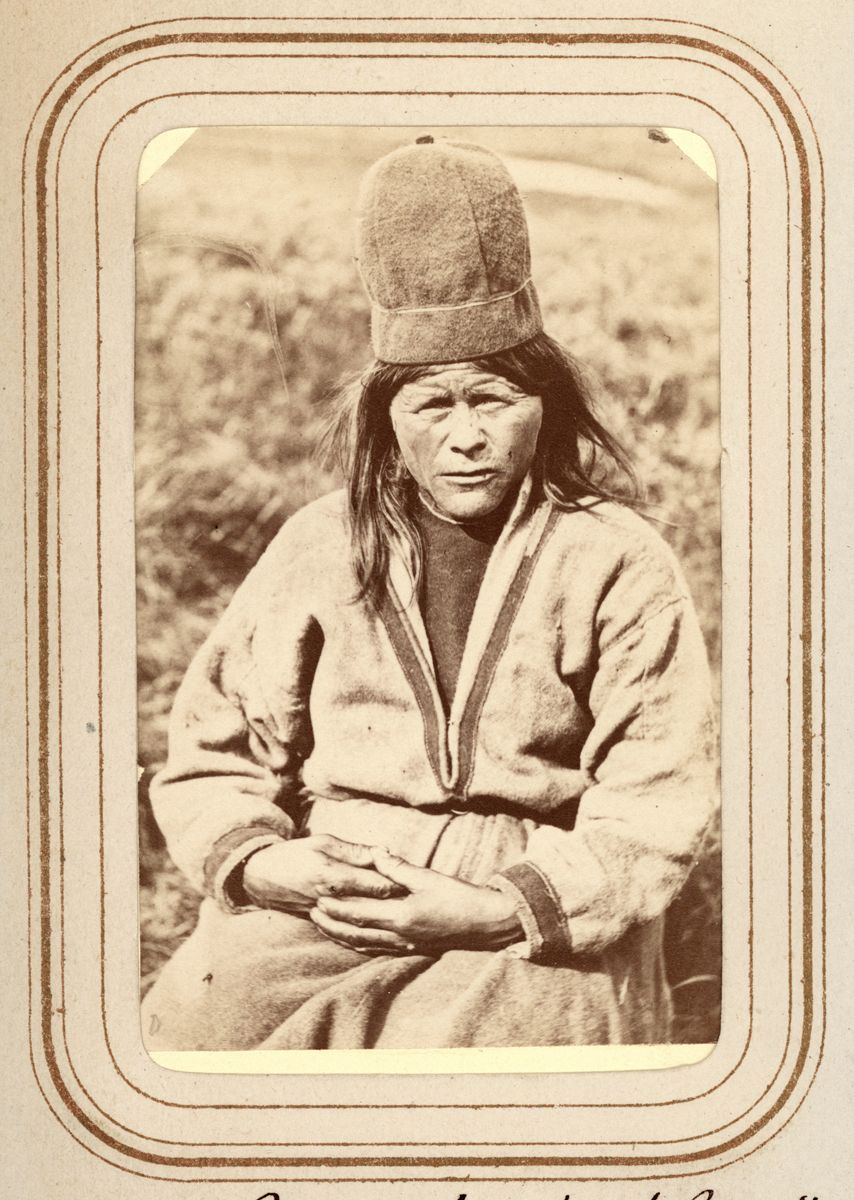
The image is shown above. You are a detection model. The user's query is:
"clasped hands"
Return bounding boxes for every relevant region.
[241,834,523,956]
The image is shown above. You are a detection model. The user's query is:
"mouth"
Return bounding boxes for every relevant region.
[440,469,498,483]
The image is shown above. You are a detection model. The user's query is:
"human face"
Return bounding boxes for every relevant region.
[389,364,543,521]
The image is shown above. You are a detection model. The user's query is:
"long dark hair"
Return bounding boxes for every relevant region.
[320,330,638,605]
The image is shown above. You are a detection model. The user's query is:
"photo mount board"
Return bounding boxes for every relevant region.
[16,13,826,1190]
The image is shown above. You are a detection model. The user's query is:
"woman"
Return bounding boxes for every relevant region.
[142,138,716,1051]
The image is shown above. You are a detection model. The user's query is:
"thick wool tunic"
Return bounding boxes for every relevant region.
[142,480,717,1050]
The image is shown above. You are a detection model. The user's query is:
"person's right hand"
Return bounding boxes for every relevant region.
[240,835,405,915]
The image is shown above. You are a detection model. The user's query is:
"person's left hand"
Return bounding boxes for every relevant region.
[309,847,523,955]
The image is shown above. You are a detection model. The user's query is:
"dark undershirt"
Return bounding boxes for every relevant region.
[415,495,510,715]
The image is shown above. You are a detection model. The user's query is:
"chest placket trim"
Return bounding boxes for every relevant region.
[381,494,559,801]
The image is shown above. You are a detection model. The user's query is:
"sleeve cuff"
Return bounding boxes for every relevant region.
[204,826,292,912]
[490,861,572,961]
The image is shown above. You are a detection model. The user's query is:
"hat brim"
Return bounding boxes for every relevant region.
[371,280,543,365]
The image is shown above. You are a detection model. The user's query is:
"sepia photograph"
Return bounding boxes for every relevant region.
[134,125,721,1056]
[8,6,843,1189]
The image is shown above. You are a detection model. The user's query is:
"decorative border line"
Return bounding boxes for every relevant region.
[80,76,765,1145]
[21,16,824,1181]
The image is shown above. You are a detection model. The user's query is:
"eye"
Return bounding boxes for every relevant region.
[475,395,510,412]
[417,396,453,414]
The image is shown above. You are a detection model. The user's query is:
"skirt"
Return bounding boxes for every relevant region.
[141,795,672,1050]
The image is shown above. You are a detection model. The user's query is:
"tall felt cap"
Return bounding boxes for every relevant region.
[355,138,543,364]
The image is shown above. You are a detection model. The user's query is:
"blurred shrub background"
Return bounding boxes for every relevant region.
[136,126,721,1041]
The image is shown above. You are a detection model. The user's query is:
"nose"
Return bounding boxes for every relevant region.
[447,402,487,454]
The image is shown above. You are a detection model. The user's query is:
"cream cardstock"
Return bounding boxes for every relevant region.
[3,6,850,1198]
